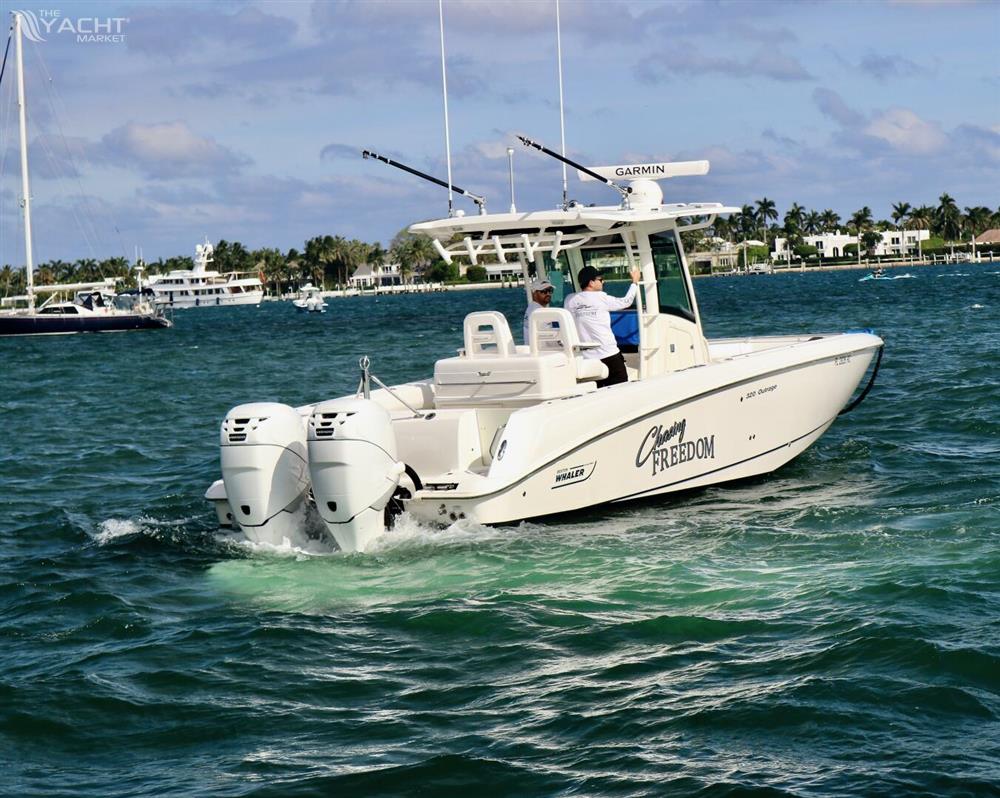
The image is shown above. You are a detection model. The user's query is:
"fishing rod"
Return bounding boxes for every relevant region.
[361,149,486,215]
[517,135,632,208]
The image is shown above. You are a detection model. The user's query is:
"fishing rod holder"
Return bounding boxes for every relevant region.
[517,135,633,210]
[362,149,487,215]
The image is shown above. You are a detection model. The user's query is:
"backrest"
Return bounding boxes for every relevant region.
[529,307,580,357]
[463,311,517,358]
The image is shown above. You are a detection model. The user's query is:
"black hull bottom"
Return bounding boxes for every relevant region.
[0,314,171,336]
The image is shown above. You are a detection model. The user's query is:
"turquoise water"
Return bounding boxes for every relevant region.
[2,264,998,797]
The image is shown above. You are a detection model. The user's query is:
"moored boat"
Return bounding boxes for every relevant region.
[0,281,171,336]
[291,283,327,313]
[145,239,264,309]
[0,13,170,338]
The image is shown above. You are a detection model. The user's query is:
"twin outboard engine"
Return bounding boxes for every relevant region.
[307,398,404,553]
[220,403,310,545]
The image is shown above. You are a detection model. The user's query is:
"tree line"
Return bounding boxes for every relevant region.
[707,194,1000,259]
[3,194,998,296]
[1,229,441,297]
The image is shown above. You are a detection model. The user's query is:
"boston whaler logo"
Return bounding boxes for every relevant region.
[14,9,129,44]
[552,461,595,488]
[635,418,715,477]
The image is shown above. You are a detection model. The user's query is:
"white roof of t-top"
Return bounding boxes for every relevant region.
[410,202,740,240]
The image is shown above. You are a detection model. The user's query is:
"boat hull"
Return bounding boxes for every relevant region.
[153,291,262,309]
[0,313,171,336]
[405,335,881,526]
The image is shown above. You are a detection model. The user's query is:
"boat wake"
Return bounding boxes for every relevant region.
[214,509,506,559]
[858,273,915,282]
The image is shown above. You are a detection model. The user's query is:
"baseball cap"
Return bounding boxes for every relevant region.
[577,266,605,288]
[530,279,554,292]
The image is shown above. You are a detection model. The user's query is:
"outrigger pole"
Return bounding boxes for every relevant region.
[516,135,632,207]
[361,149,486,214]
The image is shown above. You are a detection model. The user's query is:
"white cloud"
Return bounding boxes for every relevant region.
[863,109,948,155]
[99,122,251,179]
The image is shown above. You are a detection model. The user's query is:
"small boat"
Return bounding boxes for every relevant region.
[145,239,264,309]
[0,14,170,338]
[205,148,883,553]
[291,284,327,313]
[858,270,915,282]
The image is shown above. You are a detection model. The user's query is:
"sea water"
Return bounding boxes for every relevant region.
[1,264,998,796]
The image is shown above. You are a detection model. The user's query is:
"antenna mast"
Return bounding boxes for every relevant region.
[438,0,454,216]
[555,0,568,210]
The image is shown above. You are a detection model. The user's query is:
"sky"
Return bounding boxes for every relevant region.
[0,0,998,265]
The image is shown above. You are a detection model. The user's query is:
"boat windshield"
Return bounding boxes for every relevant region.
[650,231,694,321]
[542,230,693,321]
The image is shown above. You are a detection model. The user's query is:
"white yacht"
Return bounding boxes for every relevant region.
[292,283,327,313]
[205,155,883,553]
[146,240,263,309]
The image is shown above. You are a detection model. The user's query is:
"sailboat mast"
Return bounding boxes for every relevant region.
[13,13,35,309]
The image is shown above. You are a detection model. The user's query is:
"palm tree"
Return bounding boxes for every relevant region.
[253,248,285,295]
[0,265,15,297]
[820,209,840,233]
[712,215,732,242]
[908,204,934,260]
[755,197,778,250]
[936,193,961,241]
[964,206,991,238]
[891,202,912,257]
[860,229,881,258]
[75,258,101,282]
[848,207,873,234]
[891,202,911,229]
[803,211,822,236]
[390,229,437,284]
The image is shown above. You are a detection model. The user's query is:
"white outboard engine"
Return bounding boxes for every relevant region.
[220,402,310,545]
[307,398,404,553]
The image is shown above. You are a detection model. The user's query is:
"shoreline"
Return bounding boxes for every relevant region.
[701,253,996,278]
[264,254,997,300]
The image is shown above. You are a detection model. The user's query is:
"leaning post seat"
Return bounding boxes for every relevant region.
[433,311,597,407]
[529,308,609,383]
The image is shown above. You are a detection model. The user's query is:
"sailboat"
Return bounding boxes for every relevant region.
[0,12,170,336]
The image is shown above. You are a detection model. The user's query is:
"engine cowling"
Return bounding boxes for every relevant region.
[220,402,310,545]
[307,398,404,553]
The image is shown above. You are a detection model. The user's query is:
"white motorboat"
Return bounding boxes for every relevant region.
[292,284,327,313]
[146,240,263,309]
[205,155,883,553]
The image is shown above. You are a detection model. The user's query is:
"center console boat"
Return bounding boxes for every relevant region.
[205,158,882,552]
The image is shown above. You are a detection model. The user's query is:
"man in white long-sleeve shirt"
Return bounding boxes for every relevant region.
[564,265,641,387]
